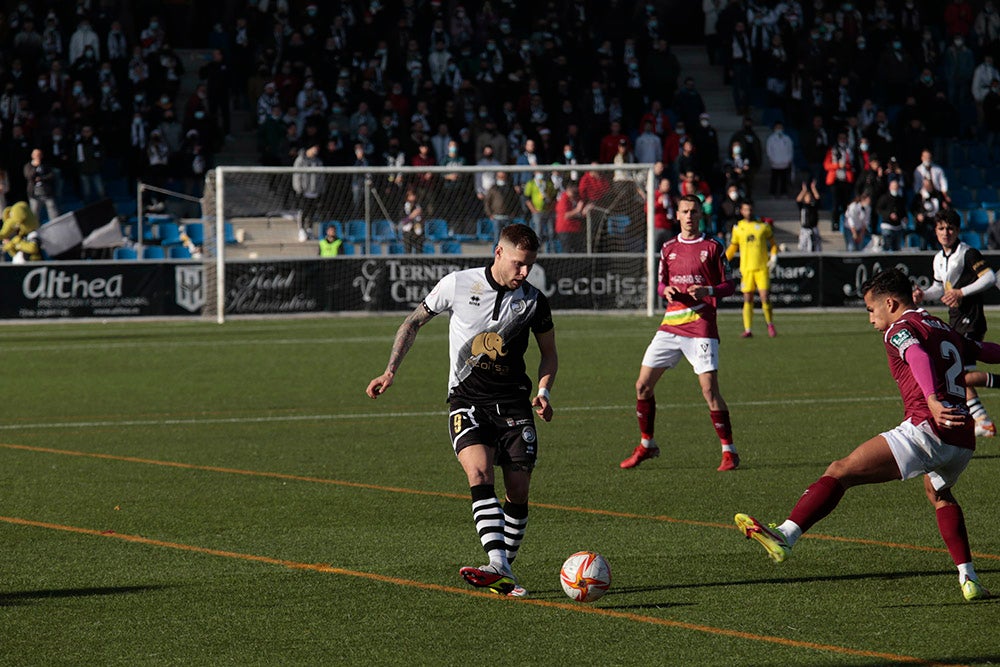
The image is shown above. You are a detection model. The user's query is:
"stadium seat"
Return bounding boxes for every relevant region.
[340,241,356,255]
[223,221,238,244]
[425,218,450,241]
[904,232,925,249]
[979,187,1000,203]
[142,245,165,259]
[169,245,192,259]
[372,219,397,242]
[969,143,992,166]
[607,215,630,236]
[476,218,497,242]
[387,242,406,254]
[440,240,462,254]
[185,222,204,246]
[158,222,182,246]
[955,166,984,190]
[368,243,383,255]
[344,219,367,243]
[968,208,990,232]
[960,231,984,249]
[983,166,1000,185]
[422,241,436,254]
[113,246,137,260]
[949,188,975,210]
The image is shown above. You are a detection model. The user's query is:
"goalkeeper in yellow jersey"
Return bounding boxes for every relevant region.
[725,201,778,338]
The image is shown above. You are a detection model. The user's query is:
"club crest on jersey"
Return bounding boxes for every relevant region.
[700,250,708,263]
[511,299,526,314]
[471,331,506,360]
[521,426,536,444]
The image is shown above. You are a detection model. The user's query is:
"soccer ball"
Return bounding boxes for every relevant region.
[559,551,611,602]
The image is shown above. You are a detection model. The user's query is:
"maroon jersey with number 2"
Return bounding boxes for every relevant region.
[883,309,976,450]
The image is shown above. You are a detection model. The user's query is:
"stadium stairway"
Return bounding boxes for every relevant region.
[672,45,844,252]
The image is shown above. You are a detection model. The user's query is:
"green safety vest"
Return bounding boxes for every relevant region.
[319,238,343,257]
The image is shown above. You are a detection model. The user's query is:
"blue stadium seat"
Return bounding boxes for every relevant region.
[340,241,356,255]
[223,221,238,244]
[142,245,165,259]
[387,242,406,254]
[185,222,204,246]
[158,222,182,246]
[955,166,984,190]
[440,240,462,254]
[422,241,436,254]
[968,208,990,232]
[113,246,137,260]
[169,245,192,259]
[372,219,397,242]
[425,218,450,241]
[344,220,367,243]
[949,188,975,210]
[978,187,1000,203]
[969,143,992,166]
[476,218,497,242]
[960,231,984,249]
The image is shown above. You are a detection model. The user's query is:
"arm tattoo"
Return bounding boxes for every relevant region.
[387,305,434,373]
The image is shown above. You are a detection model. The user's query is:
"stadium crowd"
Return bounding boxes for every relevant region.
[4,1,1000,256]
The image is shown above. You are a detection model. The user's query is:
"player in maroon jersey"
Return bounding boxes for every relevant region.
[736,268,1000,601]
[620,194,740,472]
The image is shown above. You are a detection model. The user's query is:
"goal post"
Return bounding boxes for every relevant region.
[206,163,658,322]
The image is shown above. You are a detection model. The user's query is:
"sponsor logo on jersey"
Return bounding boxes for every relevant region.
[471,331,506,360]
[890,329,913,349]
[521,426,536,444]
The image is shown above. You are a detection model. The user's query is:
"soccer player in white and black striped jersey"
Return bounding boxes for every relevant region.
[366,223,558,598]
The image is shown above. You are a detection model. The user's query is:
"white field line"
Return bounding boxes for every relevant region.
[0,395,897,431]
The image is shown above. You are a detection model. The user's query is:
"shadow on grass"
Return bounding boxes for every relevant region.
[0,585,172,607]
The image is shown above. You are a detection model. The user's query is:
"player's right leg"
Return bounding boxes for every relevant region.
[622,358,670,469]
[740,272,756,337]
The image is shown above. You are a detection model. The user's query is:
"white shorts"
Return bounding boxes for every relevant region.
[882,420,974,491]
[640,331,719,375]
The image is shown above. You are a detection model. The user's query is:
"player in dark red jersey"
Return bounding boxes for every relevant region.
[736,268,999,601]
[620,194,740,472]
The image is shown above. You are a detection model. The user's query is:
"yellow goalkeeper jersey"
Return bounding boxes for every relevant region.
[726,219,776,272]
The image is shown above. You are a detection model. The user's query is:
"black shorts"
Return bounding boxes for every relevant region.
[448,398,538,471]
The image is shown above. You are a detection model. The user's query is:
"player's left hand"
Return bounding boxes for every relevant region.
[532,394,553,422]
[687,284,709,299]
[927,394,966,429]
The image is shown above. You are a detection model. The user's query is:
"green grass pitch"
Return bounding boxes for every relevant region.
[1,310,998,665]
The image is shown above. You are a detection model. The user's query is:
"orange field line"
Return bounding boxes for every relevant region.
[2,442,998,562]
[0,515,963,667]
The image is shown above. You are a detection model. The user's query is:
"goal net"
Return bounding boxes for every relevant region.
[204,163,657,322]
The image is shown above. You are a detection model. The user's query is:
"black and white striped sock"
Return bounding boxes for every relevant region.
[470,484,508,570]
[968,396,989,422]
[503,500,529,564]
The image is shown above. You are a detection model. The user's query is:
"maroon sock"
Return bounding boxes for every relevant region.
[936,504,972,566]
[788,475,846,533]
[636,398,655,440]
[710,410,733,445]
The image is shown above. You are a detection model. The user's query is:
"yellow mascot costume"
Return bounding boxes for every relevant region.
[0,202,41,263]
